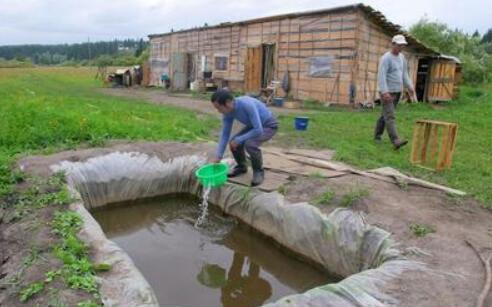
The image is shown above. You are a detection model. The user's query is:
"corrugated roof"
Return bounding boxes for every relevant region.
[148,3,459,62]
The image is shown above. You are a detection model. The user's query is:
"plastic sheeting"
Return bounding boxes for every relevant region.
[52,151,423,307]
[309,56,333,77]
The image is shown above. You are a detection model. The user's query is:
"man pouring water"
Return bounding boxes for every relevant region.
[210,89,278,187]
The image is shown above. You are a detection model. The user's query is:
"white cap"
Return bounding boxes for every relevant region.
[392,34,408,45]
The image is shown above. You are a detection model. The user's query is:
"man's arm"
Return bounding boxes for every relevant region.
[216,116,234,159]
[233,103,263,144]
[378,56,389,94]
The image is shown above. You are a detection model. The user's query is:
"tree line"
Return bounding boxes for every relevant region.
[0,39,147,66]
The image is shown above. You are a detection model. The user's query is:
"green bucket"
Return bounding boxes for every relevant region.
[195,163,229,188]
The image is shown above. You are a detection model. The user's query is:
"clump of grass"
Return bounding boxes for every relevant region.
[313,188,335,205]
[277,184,288,196]
[19,281,44,302]
[309,171,324,179]
[410,223,435,237]
[52,210,100,294]
[77,300,101,307]
[340,187,370,207]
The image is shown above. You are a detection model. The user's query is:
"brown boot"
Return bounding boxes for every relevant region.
[393,139,408,150]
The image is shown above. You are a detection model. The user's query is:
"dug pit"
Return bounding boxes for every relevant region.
[46,145,422,307]
[92,194,334,306]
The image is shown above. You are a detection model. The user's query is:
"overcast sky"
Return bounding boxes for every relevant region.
[0,0,490,45]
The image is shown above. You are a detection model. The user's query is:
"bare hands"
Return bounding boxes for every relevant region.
[381,92,392,103]
[210,157,221,164]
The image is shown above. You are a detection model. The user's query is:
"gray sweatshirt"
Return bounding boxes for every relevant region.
[378,51,413,93]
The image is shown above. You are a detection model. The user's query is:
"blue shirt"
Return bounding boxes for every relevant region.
[216,96,274,159]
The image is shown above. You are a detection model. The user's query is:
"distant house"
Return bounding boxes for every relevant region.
[148,3,461,104]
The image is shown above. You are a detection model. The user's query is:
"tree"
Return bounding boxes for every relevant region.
[481,28,492,43]
[410,18,492,83]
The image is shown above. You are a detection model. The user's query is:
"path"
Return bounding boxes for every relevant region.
[101,87,309,117]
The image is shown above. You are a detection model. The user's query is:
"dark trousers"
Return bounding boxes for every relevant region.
[231,118,278,161]
[374,92,401,143]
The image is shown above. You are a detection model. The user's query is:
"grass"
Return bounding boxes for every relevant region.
[312,188,335,205]
[0,67,217,197]
[277,85,492,207]
[0,67,217,304]
[409,223,436,237]
[340,188,370,207]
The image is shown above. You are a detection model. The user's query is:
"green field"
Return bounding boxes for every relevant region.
[0,67,491,207]
[0,67,217,195]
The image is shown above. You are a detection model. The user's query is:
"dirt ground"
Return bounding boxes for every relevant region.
[3,141,492,306]
[0,185,96,306]
[285,174,492,307]
[101,87,305,117]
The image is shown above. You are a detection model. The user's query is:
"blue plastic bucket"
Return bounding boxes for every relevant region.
[295,117,309,131]
[273,97,284,107]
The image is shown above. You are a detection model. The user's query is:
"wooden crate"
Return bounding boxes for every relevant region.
[410,120,458,171]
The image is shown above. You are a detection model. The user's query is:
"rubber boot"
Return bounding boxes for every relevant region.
[250,151,264,187]
[228,146,248,178]
[393,139,408,150]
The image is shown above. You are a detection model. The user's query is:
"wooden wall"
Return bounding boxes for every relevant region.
[149,8,428,105]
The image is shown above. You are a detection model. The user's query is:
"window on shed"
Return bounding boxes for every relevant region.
[308,56,333,77]
[214,56,228,71]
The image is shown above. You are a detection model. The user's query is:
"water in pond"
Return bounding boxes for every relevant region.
[91,195,335,307]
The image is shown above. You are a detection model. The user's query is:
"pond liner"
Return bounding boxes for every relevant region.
[52,151,424,307]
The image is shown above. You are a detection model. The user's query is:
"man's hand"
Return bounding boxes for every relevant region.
[229,140,239,151]
[407,88,417,102]
[210,157,221,164]
[381,92,392,103]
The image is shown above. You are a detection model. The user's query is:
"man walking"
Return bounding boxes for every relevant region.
[211,89,278,186]
[375,34,415,150]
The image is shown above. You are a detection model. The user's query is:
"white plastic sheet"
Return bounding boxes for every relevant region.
[53,152,423,307]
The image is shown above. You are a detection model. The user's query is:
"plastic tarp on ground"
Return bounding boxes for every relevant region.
[52,152,423,307]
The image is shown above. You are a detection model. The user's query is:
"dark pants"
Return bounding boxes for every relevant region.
[231,117,278,163]
[374,92,401,143]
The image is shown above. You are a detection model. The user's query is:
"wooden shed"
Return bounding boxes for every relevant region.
[148,3,461,105]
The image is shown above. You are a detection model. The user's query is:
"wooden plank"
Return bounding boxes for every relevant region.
[420,122,432,164]
[437,125,450,170]
[428,124,439,166]
[410,122,422,164]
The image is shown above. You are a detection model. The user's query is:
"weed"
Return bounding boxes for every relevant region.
[340,188,370,207]
[313,189,335,205]
[77,300,101,307]
[23,247,40,267]
[395,178,409,190]
[92,263,112,272]
[277,185,288,196]
[45,270,62,283]
[52,211,83,237]
[410,223,435,237]
[309,171,324,179]
[237,186,253,202]
[19,281,44,302]
[51,210,99,294]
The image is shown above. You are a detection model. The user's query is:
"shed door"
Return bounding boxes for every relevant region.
[427,60,456,101]
[244,46,263,92]
[171,52,188,90]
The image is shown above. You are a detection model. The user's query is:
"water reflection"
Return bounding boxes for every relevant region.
[91,194,334,307]
[198,253,272,307]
